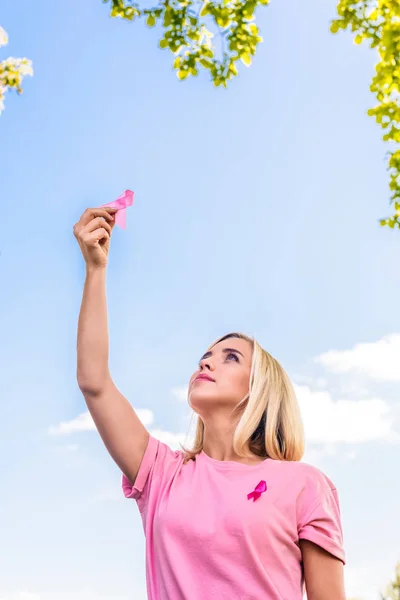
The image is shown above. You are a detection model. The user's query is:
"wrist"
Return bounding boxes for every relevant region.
[85,265,107,278]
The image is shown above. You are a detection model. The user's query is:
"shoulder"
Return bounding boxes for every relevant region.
[293,461,336,489]
[266,460,342,531]
[152,436,188,470]
[269,458,333,479]
[268,458,337,497]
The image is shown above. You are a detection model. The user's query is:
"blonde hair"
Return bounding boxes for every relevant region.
[182,333,305,464]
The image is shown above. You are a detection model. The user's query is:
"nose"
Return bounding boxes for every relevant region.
[199,357,214,372]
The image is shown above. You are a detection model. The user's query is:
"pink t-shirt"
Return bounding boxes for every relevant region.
[122,435,345,600]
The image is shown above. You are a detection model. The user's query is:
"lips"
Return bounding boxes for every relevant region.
[195,374,215,383]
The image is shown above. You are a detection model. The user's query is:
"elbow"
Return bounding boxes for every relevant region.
[77,369,111,397]
[77,377,108,398]
[78,382,100,397]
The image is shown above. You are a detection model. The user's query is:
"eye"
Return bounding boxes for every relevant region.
[226,352,239,362]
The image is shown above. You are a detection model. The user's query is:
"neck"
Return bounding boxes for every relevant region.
[201,416,263,464]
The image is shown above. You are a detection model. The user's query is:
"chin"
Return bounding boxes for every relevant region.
[188,389,218,412]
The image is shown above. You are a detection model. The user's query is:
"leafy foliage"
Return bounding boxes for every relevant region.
[0,26,33,114]
[381,562,400,599]
[331,0,400,229]
[104,0,268,86]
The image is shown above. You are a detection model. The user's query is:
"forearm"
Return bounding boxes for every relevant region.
[77,266,111,393]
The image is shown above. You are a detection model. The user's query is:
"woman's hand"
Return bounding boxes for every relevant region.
[73,207,118,269]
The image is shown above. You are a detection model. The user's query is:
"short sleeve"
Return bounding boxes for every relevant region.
[121,434,183,512]
[122,434,159,501]
[297,468,345,564]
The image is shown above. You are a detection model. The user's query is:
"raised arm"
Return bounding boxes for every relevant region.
[74,207,149,485]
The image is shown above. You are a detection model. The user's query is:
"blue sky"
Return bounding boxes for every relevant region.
[1,0,400,598]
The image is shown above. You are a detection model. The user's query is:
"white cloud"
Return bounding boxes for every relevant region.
[148,428,193,450]
[48,409,154,436]
[48,412,95,435]
[0,594,41,600]
[171,386,188,402]
[295,384,400,444]
[48,408,192,453]
[316,333,400,382]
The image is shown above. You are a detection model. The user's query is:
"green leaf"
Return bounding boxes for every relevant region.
[124,7,135,20]
[202,47,214,58]
[242,1,256,17]
[229,62,238,76]
[164,8,172,27]
[103,0,265,94]
[330,21,340,34]
[200,3,210,16]
[200,58,213,68]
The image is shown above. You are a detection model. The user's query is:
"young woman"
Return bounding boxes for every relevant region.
[74,206,346,600]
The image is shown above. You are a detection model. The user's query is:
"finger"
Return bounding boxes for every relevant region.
[74,217,113,240]
[78,207,117,228]
[82,228,110,245]
[83,216,112,236]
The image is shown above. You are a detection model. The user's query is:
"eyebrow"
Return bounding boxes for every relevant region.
[200,347,244,361]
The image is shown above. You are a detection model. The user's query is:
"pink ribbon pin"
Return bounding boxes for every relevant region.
[100,189,134,229]
[247,480,267,502]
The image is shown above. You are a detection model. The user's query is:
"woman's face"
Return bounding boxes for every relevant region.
[188,337,253,415]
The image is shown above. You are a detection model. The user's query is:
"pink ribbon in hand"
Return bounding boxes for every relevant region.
[101,189,134,230]
[247,480,267,502]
